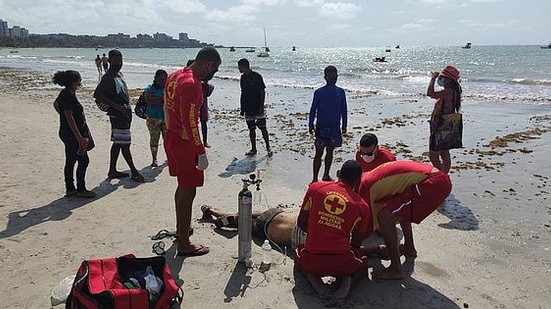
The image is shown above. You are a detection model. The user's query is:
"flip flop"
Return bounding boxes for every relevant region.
[152,241,166,255]
[108,171,129,179]
[131,173,145,183]
[177,244,209,257]
[151,229,177,240]
[245,150,257,157]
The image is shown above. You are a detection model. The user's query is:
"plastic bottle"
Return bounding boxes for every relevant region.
[262,239,272,265]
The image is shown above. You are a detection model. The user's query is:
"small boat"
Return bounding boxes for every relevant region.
[245,48,256,53]
[395,45,400,49]
[257,27,270,58]
[9,50,19,54]
[292,46,296,51]
[374,57,387,63]
[385,46,391,52]
[540,43,551,49]
[229,46,236,52]
[462,42,472,49]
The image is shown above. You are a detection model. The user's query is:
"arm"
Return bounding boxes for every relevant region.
[94,76,123,112]
[240,77,245,116]
[427,72,444,99]
[297,187,313,231]
[64,110,87,151]
[341,90,348,134]
[308,91,319,134]
[430,99,443,131]
[259,88,266,115]
[179,83,205,155]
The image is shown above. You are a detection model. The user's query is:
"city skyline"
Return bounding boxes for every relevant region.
[1,0,550,47]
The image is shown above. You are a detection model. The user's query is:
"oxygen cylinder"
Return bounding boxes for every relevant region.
[238,184,253,266]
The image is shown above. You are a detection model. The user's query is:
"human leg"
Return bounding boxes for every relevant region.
[312,145,325,183]
[63,139,78,193]
[120,144,142,181]
[322,146,335,181]
[373,209,404,280]
[75,152,90,192]
[429,150,443,171]
[399,220,417,257]
[176,186,209,255]
[440,150,451,174]
[200,120,209,147]
[246,118,257,155]
[146,119,161,166]
[108,143,123,177]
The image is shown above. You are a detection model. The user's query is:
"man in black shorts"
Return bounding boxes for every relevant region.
[238,58,272,157]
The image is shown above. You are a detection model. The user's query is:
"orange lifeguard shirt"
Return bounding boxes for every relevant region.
[300,181,372,254]
[358,161,433,229]
[164,68,205,155]
[355,147,396,172]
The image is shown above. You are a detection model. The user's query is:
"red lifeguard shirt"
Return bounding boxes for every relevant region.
[299,181,372,254]
[164,68,205,155]
[358,161,434,229]
[355,147,396,172]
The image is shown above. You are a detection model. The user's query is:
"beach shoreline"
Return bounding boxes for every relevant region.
[0,67,550,308]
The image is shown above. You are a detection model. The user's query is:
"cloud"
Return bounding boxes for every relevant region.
[204,4,258,23]
[160,0,206,14]
[295,0,324,6]
[319,2,361,19]
[470,0,503,2]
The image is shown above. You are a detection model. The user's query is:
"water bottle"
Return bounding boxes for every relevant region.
[262,239,272,265]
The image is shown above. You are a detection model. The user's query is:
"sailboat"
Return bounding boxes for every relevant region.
[257,27,270,58]
[540,43,551,49]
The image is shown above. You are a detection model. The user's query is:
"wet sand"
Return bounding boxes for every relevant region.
[0,67,550,308]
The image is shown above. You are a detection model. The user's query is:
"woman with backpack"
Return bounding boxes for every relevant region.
[426,65,462,174]
[145,70,168,167]
[53,70,96,198]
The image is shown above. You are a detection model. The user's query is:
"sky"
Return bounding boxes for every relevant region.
[1,0,549,47]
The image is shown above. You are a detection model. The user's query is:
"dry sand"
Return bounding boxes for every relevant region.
[0,68,550,308]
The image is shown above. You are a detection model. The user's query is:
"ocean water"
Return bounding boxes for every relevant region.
[0,46,550,104]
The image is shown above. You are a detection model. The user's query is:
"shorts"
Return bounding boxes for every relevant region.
[294,245,368,277]
[246,114,267,129]
[382,171,452,224]
[290,224,307,250]
[315,124,342,148]
[252,208,284,240]
[164,131,204,187]
[111,128,131,145]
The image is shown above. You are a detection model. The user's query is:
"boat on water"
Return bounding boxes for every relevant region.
[395,45,400,49]
[462,42,472,49]
[229,46,236,52]
[385,46,391,52]
[540,43,551,49]
[374,57,387,63]
[9,50,19,54]
[292,46,296,51]
[245,48,256,53]
[257,27,270,58]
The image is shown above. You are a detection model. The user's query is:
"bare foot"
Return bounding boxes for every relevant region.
[306,273,330,295]
[399,244,417,258]
[372,266,404,280]
[333,276,351,299]
[177,243,209,257]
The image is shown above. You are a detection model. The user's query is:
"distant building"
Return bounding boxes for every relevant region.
[137,33,153,41]
[10,26,22,38]
[20,28,29,38]
[153,32,172,43]
[0,19,8,37]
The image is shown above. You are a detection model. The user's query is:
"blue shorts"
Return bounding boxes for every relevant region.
[315,125,342,147]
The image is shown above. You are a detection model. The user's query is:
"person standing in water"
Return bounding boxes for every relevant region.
[101,53,109,73]
[95,55,102,75]
[426,65,462,174]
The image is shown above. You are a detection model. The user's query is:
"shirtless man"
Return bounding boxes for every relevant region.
[358,160,452,280]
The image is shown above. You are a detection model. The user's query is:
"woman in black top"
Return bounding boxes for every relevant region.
[53,70,95,197]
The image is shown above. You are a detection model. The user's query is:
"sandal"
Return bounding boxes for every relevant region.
[108,171,129,179]
[151,229,177,240]
[131,173,145,183]
[245,150,257,157]
[215,215,238,229]
[152,241,166,255]
[177,244,209,257]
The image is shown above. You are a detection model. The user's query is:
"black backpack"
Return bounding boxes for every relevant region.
[134,91,147,119]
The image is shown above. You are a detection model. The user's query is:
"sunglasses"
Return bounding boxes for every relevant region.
[152,241,166,255]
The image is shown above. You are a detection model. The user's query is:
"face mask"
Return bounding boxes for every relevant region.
[361,154,375,163]
[437,76,445,87]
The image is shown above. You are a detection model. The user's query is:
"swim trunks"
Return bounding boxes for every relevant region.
[295,245,368,277]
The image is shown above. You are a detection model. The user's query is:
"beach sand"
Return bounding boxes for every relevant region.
[0,67,550,308]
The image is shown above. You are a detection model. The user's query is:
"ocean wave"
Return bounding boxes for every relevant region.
[509,78,551,86]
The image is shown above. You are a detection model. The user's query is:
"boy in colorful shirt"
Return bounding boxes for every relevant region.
[358,161,452,279]
[296,160,372,299]
[355,133,396,172]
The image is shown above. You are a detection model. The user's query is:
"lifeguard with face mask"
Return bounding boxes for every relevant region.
[355,133,396,172]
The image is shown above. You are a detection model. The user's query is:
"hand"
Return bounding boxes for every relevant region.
[78,137,88,154]
[431,72,439,79]
[342,127,347,135]
[197,153,209,171]
[309,126,315,135]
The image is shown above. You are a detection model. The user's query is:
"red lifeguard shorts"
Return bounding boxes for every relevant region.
[382,171,452,224]
[164,131,204,187]
[294,245,368,277]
